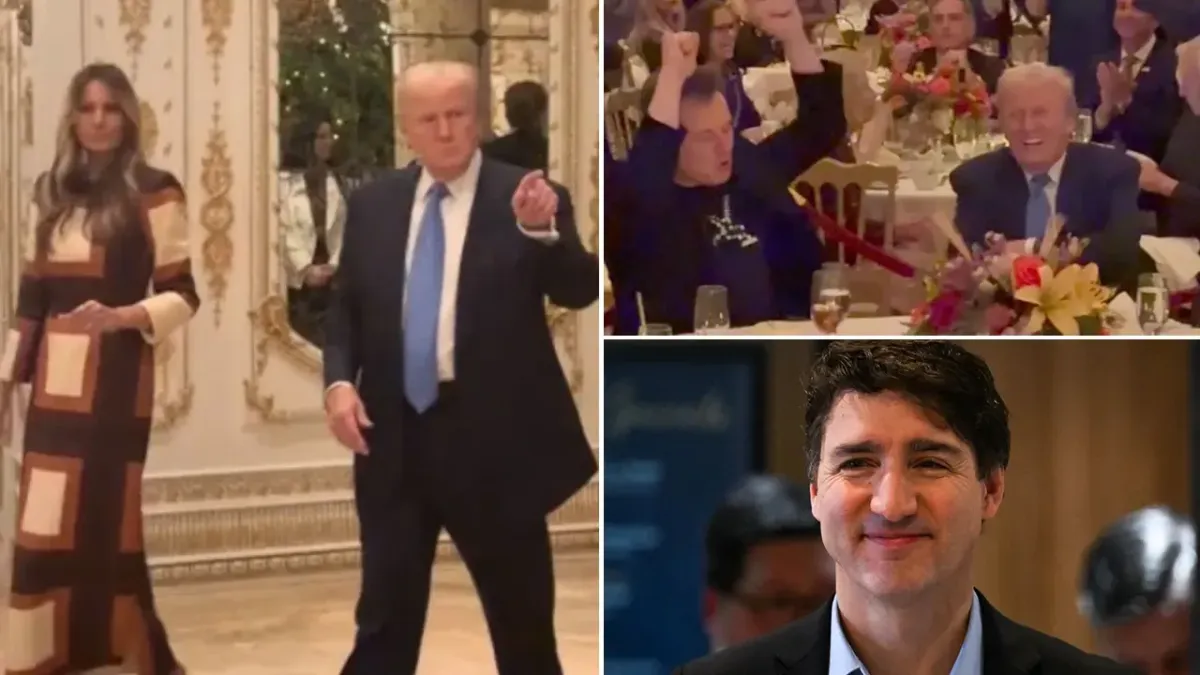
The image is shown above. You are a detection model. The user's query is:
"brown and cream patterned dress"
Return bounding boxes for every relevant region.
[2,166,199,675]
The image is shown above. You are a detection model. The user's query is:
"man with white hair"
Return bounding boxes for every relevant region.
[1134,36,1200,236]
[1079,506,1193,675]
[323,61,598,674]
[950,63,1143,278]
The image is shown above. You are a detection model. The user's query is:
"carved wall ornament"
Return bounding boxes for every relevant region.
[20,77,30,145]
[200,0,235,325]
[139,99,158,158]
[118,0,151,78]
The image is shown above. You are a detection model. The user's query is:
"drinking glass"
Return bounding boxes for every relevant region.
[639,323,673,336]
[693,285,731,334]
[952,120,978,160]
[1074,113,1094,143]
[811,268,852,334]
[1136,272,1169,335]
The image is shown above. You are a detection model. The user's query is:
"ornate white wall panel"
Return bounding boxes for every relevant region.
[3,0,599,579]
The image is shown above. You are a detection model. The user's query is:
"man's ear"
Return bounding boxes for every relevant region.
[981,468,1005,521]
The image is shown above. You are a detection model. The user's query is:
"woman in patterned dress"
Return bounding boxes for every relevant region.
[1,62,198,674]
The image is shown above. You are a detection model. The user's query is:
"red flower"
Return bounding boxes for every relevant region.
[952,99,970,117]
[927,77,952,97]
[1012,255,1044,290]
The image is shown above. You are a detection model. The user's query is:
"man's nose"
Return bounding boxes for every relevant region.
[870,469,918,521]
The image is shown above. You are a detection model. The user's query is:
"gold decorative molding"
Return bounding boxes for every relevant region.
[139,99,158,158]
[141,464,599,583]
[118,0,151,78]
[20,77,30,145]
[199,0,234,326]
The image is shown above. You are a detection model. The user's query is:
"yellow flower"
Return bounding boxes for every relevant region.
[1072,262,1114,312]
[1012,264,1095,335]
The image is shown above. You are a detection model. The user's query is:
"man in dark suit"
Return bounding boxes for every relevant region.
[703,476,834,652]
[323,61,598,675]
[1093,2,1181,165]
[675,342,1135,675]
[1079,507,1193,675]
[909,0,1006,93]
[950,63,1143,285]
[482,80,549,172]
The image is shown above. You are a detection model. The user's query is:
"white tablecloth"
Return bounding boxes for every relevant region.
[715,316,1198,336]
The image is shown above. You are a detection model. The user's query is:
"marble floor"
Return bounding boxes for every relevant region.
[3,550,598,674]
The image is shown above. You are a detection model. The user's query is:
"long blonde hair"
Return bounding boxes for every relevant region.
[34,62,144,261]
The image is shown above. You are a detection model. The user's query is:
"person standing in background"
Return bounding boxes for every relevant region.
[1079,506,1193,675]
[483,80,549,172]
[323,61,597,675]
[674,341,1136,675]
[703,475,835,652]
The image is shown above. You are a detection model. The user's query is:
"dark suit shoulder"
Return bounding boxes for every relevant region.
[1070,143,1139,180]
[997,617,1137,674]
[950,148,1010,186]
[675,617,818,675]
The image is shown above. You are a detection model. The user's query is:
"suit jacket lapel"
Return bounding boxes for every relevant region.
[1000,150,1030,240]
[455,158,500,359]
[978,592,1040,675]
[773,600,832,675]
[1056,145,1081,229]
[388,164,421,326]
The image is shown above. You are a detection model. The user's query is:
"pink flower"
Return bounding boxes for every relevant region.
[891,41,916,68]
[927,292,963,332]
[916,35,933,50]
[927,77,952,97]
[984,304,1016,334]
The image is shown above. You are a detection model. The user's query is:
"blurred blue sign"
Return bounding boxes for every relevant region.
[604,346,764,674]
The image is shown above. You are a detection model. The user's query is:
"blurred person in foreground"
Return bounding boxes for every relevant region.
[323,61,597,675]
[1079,506,1194,675]
[704,475,836,652]
[675,341,1135,675]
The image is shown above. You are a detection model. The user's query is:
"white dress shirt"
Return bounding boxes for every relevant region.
[326,150,558,395]
[827,593,984,675]
[1121,34,1157,79]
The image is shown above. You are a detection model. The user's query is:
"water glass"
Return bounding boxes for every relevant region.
[952,120,978,160]
[693,285,731,334]
[639,323,673,336]
[1074,113,1094,143]
[1136,272,1169,335]
[811,268,852,334]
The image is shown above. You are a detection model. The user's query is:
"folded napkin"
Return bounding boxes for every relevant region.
[1106,292,1144,335]
[1139,236,1200,291]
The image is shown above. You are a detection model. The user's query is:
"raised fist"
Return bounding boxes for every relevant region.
[745,0,806,40]
[661,30,700,77]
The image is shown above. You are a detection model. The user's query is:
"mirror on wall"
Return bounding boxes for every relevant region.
[274,0,552,351]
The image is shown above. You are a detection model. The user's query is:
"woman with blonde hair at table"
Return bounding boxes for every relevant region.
[1,61,198,674]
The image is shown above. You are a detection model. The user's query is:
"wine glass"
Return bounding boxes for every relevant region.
[811,268,852,334]
[1136,273,1169,335]
[952,120,977,160]
[693,285,731,334]
[639,323,673,336]
[1074,113,1094,143]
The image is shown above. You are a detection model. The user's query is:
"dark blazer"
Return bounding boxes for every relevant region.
[1092,34,1182,164]
[950,144,1147,290]
[482,128,548,172]
[323,158,598,523]
[911,47,1006,94]
[1136,0,1200,41]
[674,593,1137,675]
[1041,0,1120,110]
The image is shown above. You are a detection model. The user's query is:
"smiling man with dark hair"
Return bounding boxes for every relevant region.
[675,341,1135,675]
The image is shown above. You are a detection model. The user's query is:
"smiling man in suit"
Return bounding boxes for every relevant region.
[675,342,1135,675]
[950,63,1145,285]
[322,61,598,675]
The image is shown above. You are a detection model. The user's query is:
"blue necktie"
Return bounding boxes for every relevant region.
[404,182,447,412]
[1024,173,1052,241]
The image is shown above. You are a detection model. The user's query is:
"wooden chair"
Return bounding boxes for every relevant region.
[794,158,904,315]
[605,87,643,161]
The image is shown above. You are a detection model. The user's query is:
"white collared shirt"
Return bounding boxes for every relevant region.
[827,593,984,675]
[404,150,558,382]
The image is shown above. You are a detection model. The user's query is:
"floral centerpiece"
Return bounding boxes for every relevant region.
[908,218,1117,335]
[883,63,991,132]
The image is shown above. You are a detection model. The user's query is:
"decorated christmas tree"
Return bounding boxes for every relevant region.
[278,0,395,178]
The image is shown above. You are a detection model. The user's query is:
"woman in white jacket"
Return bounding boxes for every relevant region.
[279,116,346,346]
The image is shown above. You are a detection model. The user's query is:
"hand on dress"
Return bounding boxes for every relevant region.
[660,30,700,78]
[745,0,807,42]
[325,385,372,455]
[304,264,335,287]
[1097,62,1134,112]
[512,170,559,229]
[61,300,137,334]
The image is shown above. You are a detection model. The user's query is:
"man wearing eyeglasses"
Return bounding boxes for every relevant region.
[703,475,835,652]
